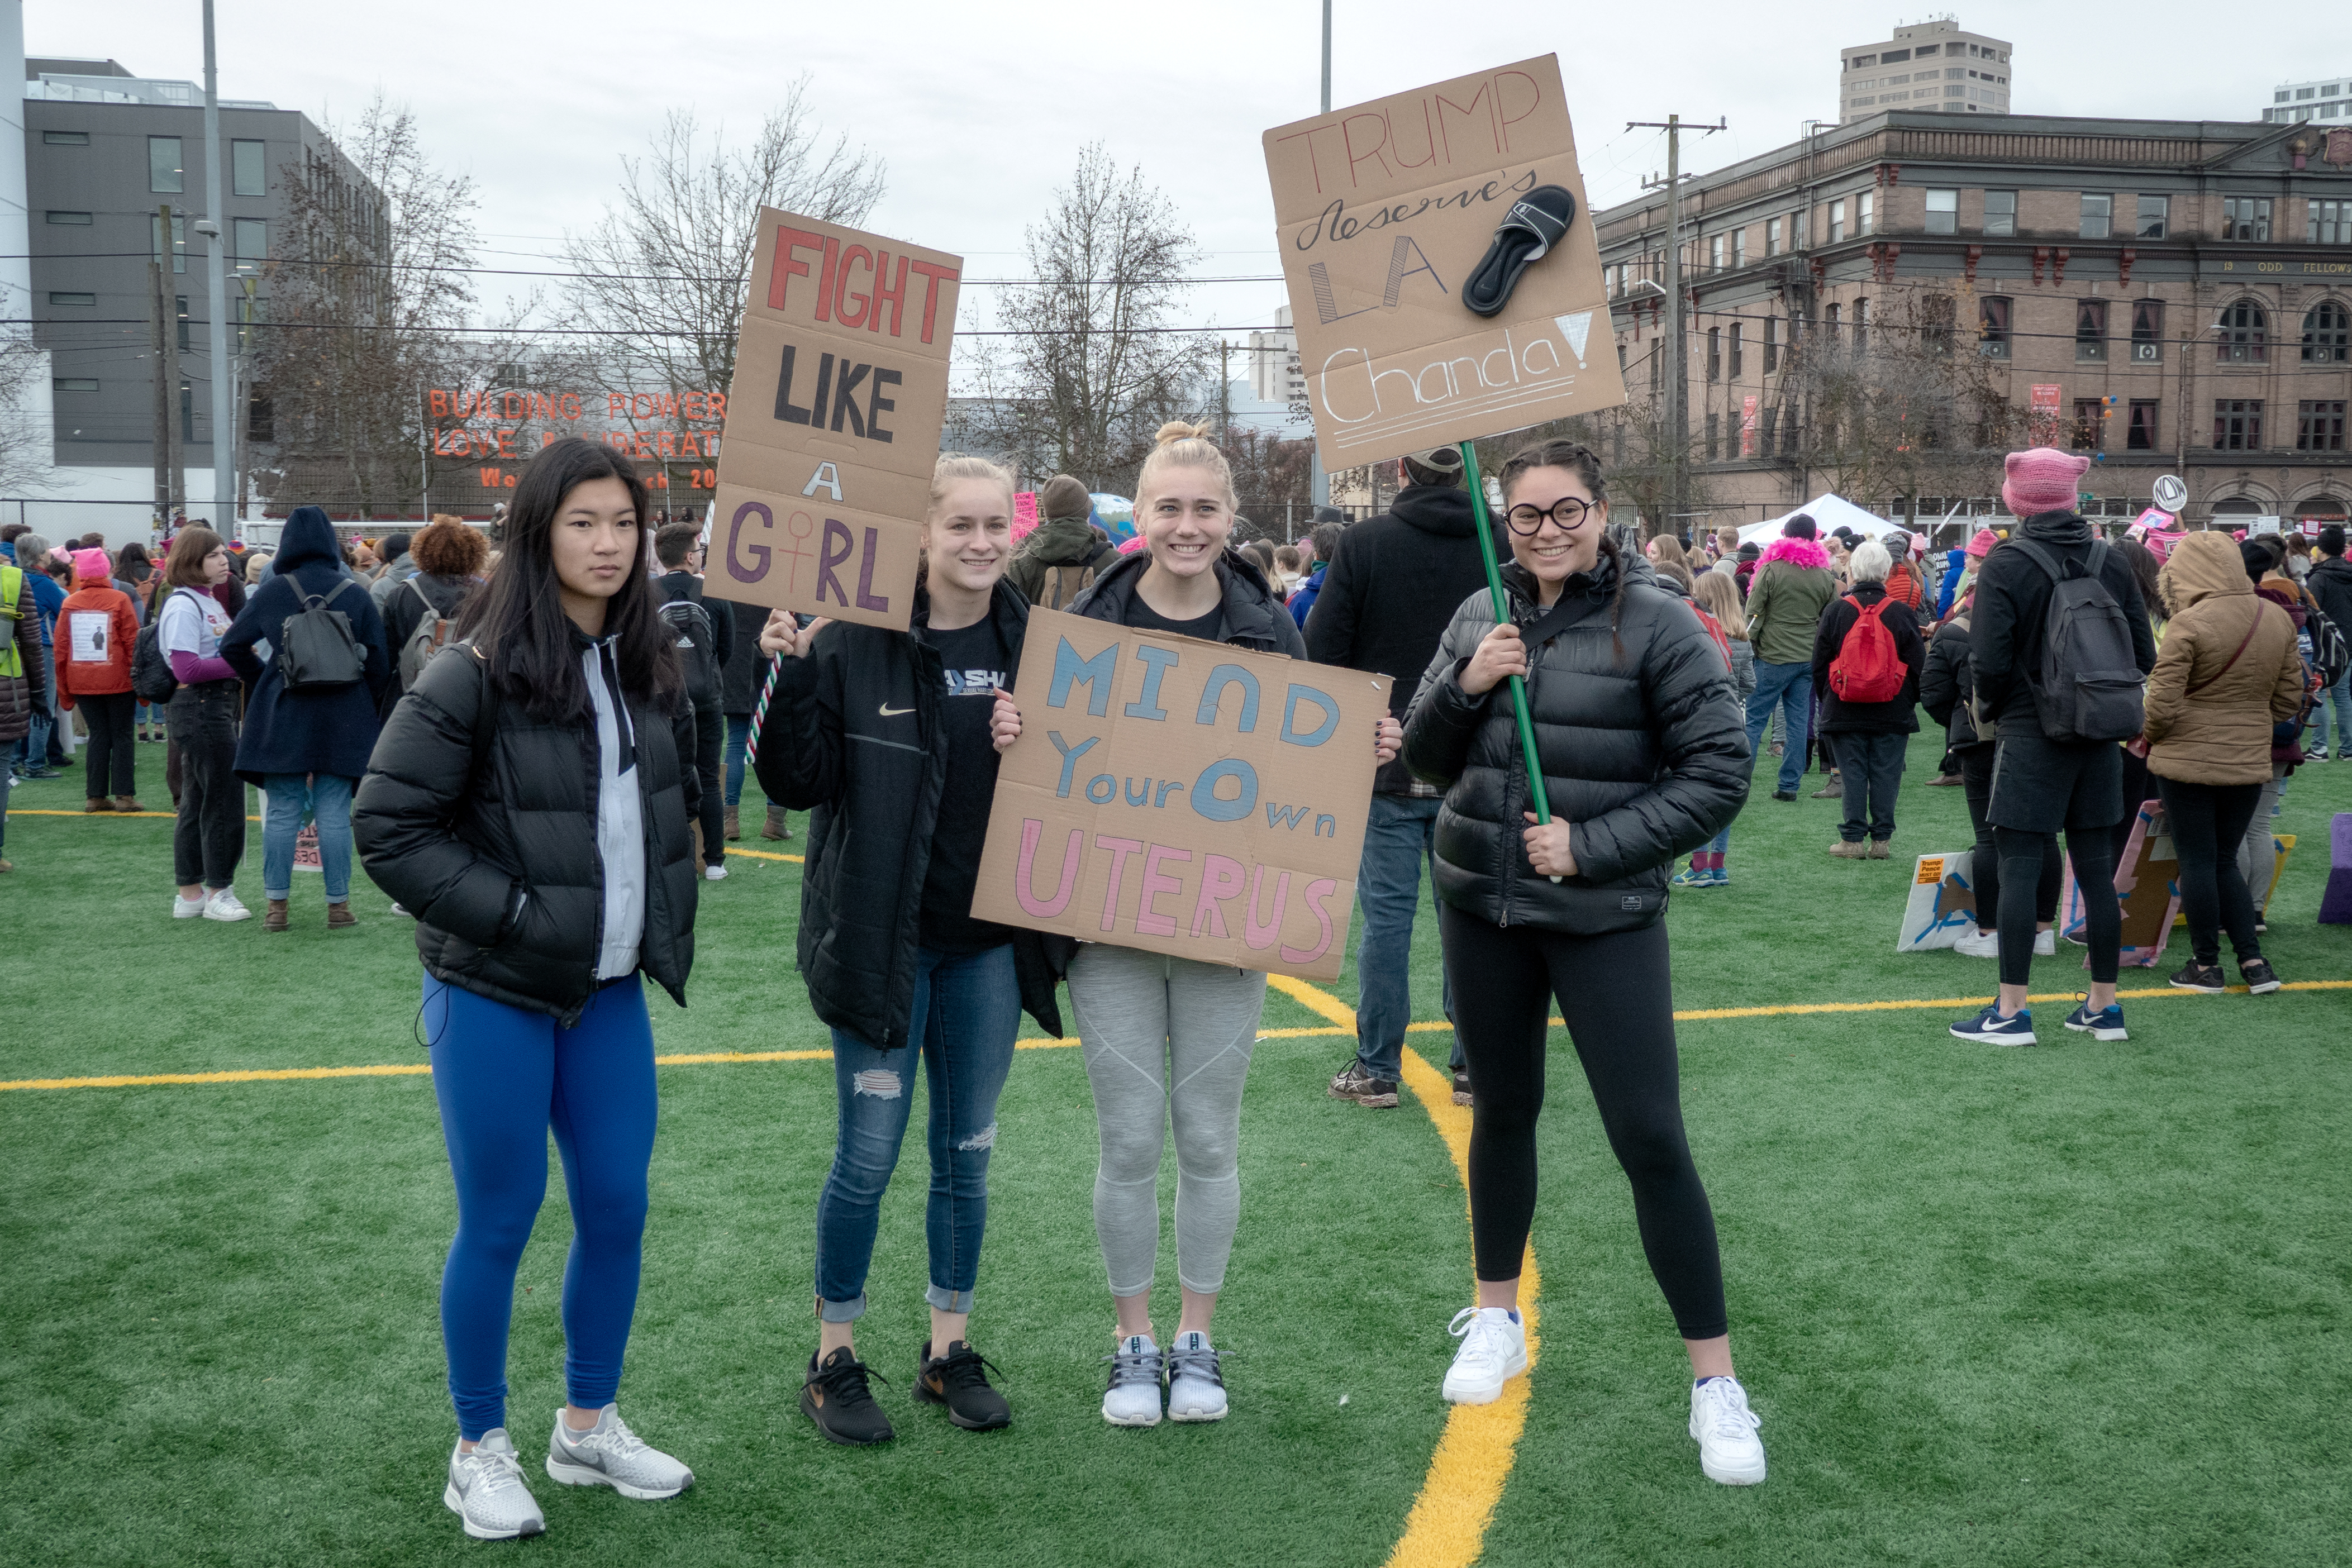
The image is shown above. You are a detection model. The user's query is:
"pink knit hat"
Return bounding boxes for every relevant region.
[1965,527,1999,560]
[71,548,111,582]
[2002,447,2091,518]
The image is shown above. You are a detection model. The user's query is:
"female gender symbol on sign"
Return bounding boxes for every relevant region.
[783,511,816,595]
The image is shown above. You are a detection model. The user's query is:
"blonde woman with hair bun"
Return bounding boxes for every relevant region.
[751,451,1070,1446]
[992,420,1401,1428]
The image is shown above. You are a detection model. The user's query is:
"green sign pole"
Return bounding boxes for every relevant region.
[1457,440,1559,878]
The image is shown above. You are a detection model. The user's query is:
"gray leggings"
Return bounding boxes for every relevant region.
[1067,945,1267,1297]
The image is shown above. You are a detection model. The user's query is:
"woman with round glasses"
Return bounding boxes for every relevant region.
[1400,439,1764,1485]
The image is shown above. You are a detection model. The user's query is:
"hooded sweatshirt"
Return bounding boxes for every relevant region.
[1742,536,1836,665]
[2142,531,2306,786]
[53,551,139,702]
[218,504,391,783]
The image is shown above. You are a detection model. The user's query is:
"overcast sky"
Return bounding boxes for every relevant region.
[36,0,2296,352]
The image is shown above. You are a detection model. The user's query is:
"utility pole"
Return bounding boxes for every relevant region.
[156,203,186,524]
[149,254,170,526]
[1629,115,1725,536]
[1309,0,1332,512]
[199,0,233,538]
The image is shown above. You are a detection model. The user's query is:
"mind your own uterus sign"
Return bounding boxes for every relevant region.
[1264,55,1625,470]
[971,609,1391,981]
[707,208,963,631]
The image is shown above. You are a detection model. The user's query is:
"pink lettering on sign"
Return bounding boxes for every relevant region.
[1014,821,1083,917]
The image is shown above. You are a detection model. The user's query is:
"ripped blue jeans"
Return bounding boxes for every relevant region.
[815,943,1021,1322]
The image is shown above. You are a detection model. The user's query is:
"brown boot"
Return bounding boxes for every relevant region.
[762,805,792,841]
[327,902,356,930]
[85,797,112,813]
[725,804,741,841]
[264,898,291,933]
[692,820,706,865]
[115,795,144,813]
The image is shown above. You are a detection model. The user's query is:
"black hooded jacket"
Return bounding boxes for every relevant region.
[752,583,1064,1051]
[1304,484,1505,793]
[1065,545,1308,657]
[1970,511,2157,737]
[1808,580,1926,735]
[2307,554,2352,649]
[1402,550,1749,934]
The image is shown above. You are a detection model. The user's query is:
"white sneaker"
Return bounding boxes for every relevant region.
[173,892,209,919]
[1441,1306,1527,1405]
[1689,1376,1767,1485]
[1951,927,1999,958]
[545,1404,693,1500]
[1165,1330,1228,1423]
[202,888,251,922]
[2034,928,2056,956]
[703,863,728,881]
[444,1429,546,1540]
[1102,1335,1164,1427]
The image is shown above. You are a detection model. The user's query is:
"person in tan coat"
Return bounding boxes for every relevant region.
[2141,531,2306,994]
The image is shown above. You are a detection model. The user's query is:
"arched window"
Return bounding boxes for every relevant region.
[2216,298,2267,363]
[2303,300,2350,363]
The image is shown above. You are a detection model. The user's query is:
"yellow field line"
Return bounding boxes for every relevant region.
[723,846,804,864]
[1266,974,1536,1568]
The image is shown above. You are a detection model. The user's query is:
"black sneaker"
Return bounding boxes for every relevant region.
[2239,957,2283,995]
[1451,1070,1472,1107]
[1771,789,1798,802]
[802,1347,894,1445]
[916,1340,1011,1431]
[2168,960,2227,994]
[1328,1060,1399,1108]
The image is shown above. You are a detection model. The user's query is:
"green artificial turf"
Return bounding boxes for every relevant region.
[3,734,2348,1566]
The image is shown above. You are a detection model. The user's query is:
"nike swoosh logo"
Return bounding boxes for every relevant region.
[879,704,915,717]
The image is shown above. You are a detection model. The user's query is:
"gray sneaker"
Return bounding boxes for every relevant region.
[545,1405,693,1500]
[1102,1335,1164,1427]
[444,1429,545,1541]
[1166,1331,1228,1423]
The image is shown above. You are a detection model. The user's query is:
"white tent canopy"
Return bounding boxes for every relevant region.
[1736,493,1899,546]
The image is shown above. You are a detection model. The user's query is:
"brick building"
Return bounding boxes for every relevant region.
[1594,111,2352,533]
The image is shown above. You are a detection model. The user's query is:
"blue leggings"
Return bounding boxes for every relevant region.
[426,971,658,1440]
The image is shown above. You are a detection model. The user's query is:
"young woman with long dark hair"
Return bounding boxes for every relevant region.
[753,454,1066,1446]
[158,527,250,921]
[354,437,701,1541]
[1402,439,1765,1484]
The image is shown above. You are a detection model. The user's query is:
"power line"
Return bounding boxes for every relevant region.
[5,251,1287,288]
[13,317,1293,339]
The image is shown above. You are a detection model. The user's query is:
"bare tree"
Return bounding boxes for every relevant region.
[559,85,885,411]
[1221,426,1315,537]
[966,145,1211,494]
[250,96,486,517]
[0,333,54,493]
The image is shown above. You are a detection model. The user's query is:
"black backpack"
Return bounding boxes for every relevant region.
[275,577,368,693]
[2013,539,2144,744]
[659,595,719,708]
[131,586,196,703]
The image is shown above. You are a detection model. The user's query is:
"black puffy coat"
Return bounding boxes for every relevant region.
[353,638,700,1024]
[1403,551,1749,933]
[1808,582,1925,736]
[1067,545,1307,658]
[753,584,1064,1051]
[1920,609,1986,751]
[710,593,773,716]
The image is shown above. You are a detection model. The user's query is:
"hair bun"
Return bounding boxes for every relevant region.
[1154,420,1212,448]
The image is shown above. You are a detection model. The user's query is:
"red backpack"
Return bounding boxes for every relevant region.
[1828,597,1907,703]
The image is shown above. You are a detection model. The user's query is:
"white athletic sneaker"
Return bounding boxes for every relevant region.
[703,863,729,881]
[2034,929,2057,956]
[1689,1376,1767,1485]
[544,1404,693,1500]
[444,1429,546,1541]
[172,892,209,919]
[1441,1306,1528,1405]
[1165,1331,1228,1423]
[1951,927,1999,958]
[203,888,251,922]
[1102,1335,1164,1427]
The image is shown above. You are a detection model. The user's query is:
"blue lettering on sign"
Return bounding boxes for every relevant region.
[1049,731,1099,797]
[1280,684,1340,747]
[1125,645,1180,720]
[1265,803,1310,830]
[1087,774,1117,804]
[1050,638,1118,716]
[1189,758,1259,822]
[1196,665,1260,732]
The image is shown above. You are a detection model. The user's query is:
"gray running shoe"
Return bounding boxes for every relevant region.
[1166,1330,1229,1423]
[444,1429,545,1541]
[545,1405,693,1500]
[1102,1335,1164,1427]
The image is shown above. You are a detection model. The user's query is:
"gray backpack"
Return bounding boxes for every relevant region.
[397,576,455,690]
[2013,539,2144,744]
[275,577,368,693]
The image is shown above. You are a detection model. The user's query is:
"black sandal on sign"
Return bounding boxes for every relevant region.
[1461,186,1577,318]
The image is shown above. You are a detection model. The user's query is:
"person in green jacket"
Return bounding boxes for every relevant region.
[1005,474,1115,610]
[1741,515,1837,799]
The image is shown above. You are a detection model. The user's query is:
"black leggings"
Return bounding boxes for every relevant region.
[1996,828,2117,986]
[2156,777,2264,965]
[79,690,137,798]
[1961,746,2059,933]
[1437,905,1727,1341]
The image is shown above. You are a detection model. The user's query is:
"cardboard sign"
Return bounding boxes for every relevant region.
[970,607,1389,980]
[2057,801,2179,966]
[1895,849,1979,952]
[1263,55,1625,470]
[706,208,963,631]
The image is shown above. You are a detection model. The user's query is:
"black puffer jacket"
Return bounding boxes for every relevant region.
[710,593,774,715]
[1066,546,1308,658]
[753,584,1064,1050]
[1919,609,1985,750]
[354,639,700,1024]
[1403,550,1749,933]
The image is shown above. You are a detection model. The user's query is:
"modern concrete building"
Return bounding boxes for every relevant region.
[1841,20,2011,126]
[1592,110,2352,531]
[23,55,377,540]
[1248,303,1302,407]
[2265,76,2351,126]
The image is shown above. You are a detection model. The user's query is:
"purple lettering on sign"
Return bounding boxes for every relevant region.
[727,501,773,584]
[816,518,854,607]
